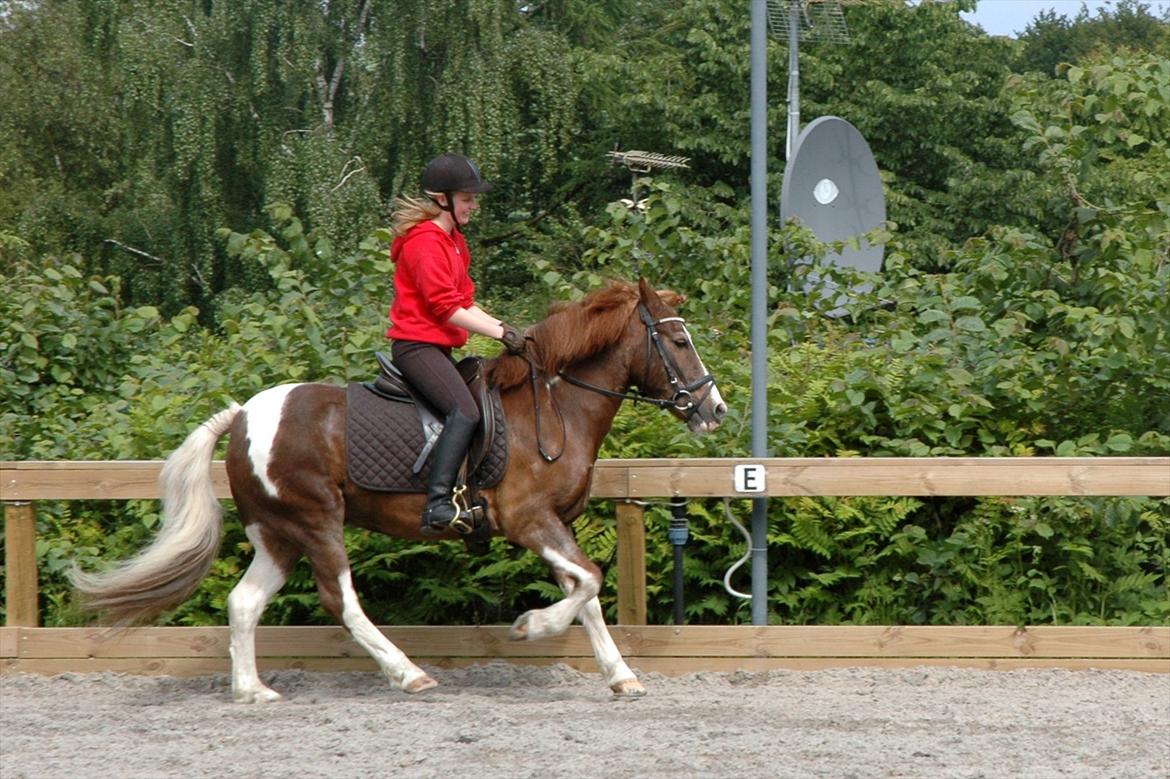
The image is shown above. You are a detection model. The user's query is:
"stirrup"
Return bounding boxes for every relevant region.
[421,486,475,537]
[447,486,475,535]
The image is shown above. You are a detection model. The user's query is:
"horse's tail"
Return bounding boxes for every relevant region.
[70,403,242,626]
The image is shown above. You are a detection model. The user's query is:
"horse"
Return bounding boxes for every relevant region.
[70,278,727,702]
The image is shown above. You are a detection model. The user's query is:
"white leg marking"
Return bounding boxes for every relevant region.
[337,572,436,693]
[577,596,640,692]
[228,526,289,703]
[510,548,600,642]
[240,384,302,498]
[553,570,640,692]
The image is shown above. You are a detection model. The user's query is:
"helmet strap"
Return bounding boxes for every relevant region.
[429,191,462,231]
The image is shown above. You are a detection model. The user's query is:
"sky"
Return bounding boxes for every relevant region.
[959,0,1170,38]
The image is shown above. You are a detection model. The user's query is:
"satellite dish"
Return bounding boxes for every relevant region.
[781,115,886,275]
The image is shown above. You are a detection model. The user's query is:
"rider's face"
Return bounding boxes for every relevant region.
[449,191,480,226]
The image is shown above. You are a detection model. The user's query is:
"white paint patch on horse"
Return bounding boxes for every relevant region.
[240,383,302,498]
[682,322,726,431]
[228,525,290,703]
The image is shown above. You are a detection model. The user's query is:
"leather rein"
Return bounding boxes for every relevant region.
[528,303,716,462]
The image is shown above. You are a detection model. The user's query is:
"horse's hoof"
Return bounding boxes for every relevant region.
[234,687,283,704]
[508,610,540,641]
[610,678,646,698]
[508,611,529,641]
[404,674,439,694]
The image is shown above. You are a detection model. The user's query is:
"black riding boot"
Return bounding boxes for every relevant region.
[420,409,478,537]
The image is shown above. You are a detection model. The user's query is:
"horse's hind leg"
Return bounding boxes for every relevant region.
[307,532,438,694]
[228,526,298,703]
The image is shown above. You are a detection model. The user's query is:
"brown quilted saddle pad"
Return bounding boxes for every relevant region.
[345,376,509,493]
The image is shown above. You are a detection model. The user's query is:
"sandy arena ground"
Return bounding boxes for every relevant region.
[1,663,1168,779]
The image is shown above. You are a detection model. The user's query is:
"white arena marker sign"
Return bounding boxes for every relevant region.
[733,464,766,493]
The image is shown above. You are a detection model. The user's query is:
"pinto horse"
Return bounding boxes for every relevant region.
[71,278,726,701]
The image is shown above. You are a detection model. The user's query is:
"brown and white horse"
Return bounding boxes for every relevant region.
[71,278,726,701]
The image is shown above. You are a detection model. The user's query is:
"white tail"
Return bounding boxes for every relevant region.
[70,403,241,625]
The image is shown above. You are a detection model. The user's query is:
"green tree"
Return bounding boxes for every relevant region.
[0,1,580,313]
[0,1,122,264]
[1018,0,1170,77]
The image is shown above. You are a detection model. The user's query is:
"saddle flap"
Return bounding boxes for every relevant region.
[454,356,497,473]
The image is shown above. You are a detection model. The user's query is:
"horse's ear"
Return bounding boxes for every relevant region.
[638,277,686,310]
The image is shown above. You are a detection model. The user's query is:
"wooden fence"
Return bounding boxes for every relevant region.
[3,458,1169,675]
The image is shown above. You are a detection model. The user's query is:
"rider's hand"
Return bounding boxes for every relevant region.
[499,323,527,355]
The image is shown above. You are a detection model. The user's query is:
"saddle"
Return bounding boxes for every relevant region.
[345,352,509,501]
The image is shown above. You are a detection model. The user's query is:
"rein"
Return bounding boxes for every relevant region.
[529,359,567,462]
[529,303,715,463]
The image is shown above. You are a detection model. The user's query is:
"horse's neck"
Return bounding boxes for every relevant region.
[553,353,630,454]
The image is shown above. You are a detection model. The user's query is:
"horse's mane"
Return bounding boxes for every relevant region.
[489,281,642,391]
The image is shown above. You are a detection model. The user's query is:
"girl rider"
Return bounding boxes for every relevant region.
[387,153,526,537]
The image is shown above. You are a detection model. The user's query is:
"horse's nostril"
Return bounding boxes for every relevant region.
[714,402,728,421]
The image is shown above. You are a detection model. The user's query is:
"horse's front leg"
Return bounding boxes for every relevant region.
[551,570,644,697]
[509,522,644,695]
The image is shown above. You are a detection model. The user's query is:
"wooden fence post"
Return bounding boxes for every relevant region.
[615,501,646,625]
[4,501,39,626]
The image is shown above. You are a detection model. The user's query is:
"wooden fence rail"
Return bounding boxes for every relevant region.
[3,458,1168,674]
[4,625,1167,675]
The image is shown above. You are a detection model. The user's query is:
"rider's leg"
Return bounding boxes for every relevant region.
[419,408,477,536]
[389,340,480,535]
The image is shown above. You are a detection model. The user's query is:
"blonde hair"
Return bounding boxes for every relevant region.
[390,194,443,236]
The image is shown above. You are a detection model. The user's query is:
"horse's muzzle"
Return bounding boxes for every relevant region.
[686,385,727,434]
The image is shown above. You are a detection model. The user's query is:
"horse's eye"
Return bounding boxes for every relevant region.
[673,337,688,348]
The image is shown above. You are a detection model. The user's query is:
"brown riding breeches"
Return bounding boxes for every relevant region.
[389,340,481,424]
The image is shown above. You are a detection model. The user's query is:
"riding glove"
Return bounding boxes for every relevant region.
[500,323,527,355]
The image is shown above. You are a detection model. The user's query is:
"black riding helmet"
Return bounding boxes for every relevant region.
[421,154,491,220]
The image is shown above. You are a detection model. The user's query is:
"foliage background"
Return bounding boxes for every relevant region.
[2,0,1168,628]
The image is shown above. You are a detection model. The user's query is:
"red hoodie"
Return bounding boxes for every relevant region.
[387,221,475,348]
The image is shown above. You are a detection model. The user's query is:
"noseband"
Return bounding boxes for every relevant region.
[532,304,714,461]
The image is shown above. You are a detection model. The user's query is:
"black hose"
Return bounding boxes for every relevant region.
[669,498,689,625]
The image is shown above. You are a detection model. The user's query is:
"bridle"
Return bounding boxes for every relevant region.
[560,303,715,415]
[529,302,716,462]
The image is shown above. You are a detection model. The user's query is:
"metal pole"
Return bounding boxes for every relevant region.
[749,0,770,626]
[786,0,801,161]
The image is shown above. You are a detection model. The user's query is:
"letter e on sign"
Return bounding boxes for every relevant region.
[733,464,766,493]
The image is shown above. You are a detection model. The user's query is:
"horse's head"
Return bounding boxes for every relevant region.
[489,278,726,435]
[629,278,727,434]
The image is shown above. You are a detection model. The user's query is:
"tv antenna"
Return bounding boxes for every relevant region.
[766,0,849,161]
[780,115,886,315]
[608,149,690,211]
